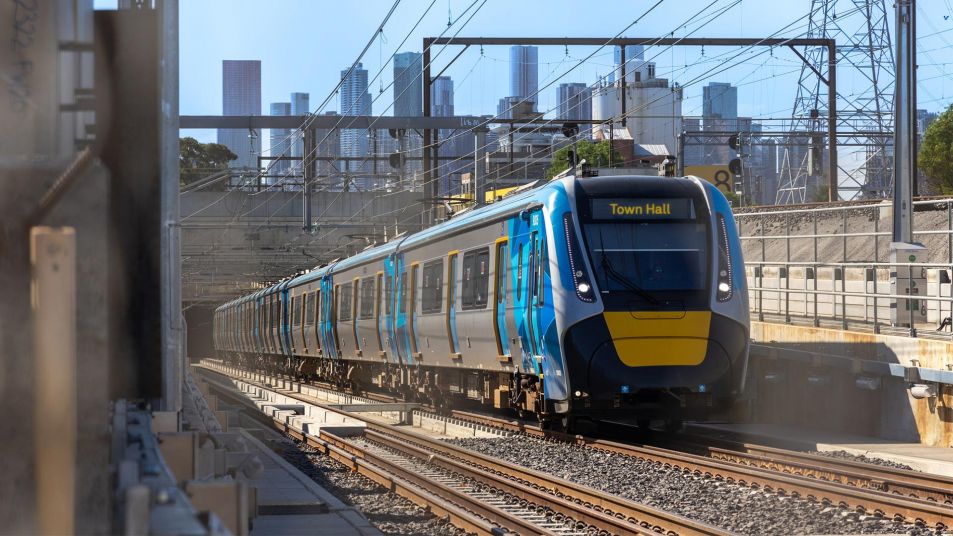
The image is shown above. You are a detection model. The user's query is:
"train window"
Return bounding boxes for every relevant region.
[359,278,375,319]
[305,291,315,324]
[292,295,300,326]
[339,283,353,321]
[421,259,443,314]
[462,247,489,310]
[384,275,393,315]
[398,272,408,314]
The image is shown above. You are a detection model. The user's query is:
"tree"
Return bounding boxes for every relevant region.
[919,104,953,194]
[545,140,623,179]
[179,137,237,187]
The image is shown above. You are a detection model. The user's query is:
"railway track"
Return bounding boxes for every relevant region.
[196,361,727,536]
[196,361,953,531]
[648,429,953,505]
[449,411,953,530]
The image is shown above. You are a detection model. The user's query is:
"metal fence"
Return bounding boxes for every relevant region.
[735,198,953,338]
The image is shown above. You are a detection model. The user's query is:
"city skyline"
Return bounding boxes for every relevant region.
[181,0,953,149]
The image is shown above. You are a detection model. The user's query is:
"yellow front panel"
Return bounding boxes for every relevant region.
[604,311,712,367]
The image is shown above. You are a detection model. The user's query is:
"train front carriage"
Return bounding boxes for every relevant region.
[556,176,749,421]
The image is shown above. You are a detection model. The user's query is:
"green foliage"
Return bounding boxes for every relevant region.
[179,137,237,187]
[919,104,953,194]
[545,140,623,179]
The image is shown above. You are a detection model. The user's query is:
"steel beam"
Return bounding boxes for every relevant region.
[181,115,489,130]
[426,37,834,47]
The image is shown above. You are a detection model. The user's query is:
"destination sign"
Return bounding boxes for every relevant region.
[590,198,695,220]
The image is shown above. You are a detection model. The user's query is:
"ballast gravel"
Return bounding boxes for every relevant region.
[269,437,461,536]
[448,435,940,535]
[811,449,917,471]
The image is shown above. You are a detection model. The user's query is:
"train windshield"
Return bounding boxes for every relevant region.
[581,197,710,308]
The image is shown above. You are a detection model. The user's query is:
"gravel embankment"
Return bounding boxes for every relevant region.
[448,436,939,535]
[811,449,916,471]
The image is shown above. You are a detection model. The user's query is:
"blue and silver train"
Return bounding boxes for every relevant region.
[213,174,749,426]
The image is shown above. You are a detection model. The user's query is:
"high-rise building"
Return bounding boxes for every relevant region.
[339,63,372,172]
[393,52,423,117]
[557,83,591,122]
[218,60,261,169]
[268,102,291,180]
[508,46,538,111]
[430,76,460,194]
[289,92,309,172]
[612,45,645,84]
[702,82,738,127]
[702,82,738,164]
[431,76,454,117]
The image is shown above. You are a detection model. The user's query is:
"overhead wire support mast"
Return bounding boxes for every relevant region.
[421,36,837,203]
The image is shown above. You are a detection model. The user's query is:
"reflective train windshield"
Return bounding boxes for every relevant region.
[580,197,710,308]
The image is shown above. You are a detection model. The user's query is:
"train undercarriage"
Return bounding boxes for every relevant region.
[221,350,695,432]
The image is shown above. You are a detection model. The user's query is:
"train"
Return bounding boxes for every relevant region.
[213,174,750,429]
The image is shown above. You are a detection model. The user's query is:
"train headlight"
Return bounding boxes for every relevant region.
[564,213,595,302]
[716,214,733,301]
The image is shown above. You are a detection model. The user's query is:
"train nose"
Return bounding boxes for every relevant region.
[563,311,747,399]
[603,310,712,367]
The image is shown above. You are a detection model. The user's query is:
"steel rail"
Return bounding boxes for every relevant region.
[330,430,676,536]
[448,412,953,530]
[645,430,953,504]
[198,368,512,536]
[197,363,729,536]
[356,428,726,536]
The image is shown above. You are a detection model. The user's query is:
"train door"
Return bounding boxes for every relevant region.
[514,209,544,373]
[493,239,511,360]
[383,255,399,362]
[351,278,361,357]
[312,283,324,356]
[375,272,385,359]
[446,251,461,358]
[408,263,421,361]
[320,276,338,359]
[280,289,289,355]
[394,255,410,363]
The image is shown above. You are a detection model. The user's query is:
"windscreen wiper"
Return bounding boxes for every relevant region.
[598,229,660,306]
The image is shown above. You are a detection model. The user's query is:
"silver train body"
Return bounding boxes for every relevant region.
[214,175,749,422]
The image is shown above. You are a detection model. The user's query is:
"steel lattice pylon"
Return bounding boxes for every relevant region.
[777,0,894,204]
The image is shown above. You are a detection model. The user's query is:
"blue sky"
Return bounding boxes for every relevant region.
[97,0,953,143]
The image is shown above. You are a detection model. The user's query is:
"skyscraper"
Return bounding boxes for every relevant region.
[431,76,459,194]
[218,60,261,169]
[702,82,738,127]
[508,46,538,111]
[339,63,372,171]
[393,52,423,116]
[702,82,738,164]
[289,92,309,172]
[430,76,454,117]
[269,102,291,179]
[557,83,591,121]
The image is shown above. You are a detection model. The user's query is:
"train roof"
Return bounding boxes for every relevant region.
[220,174,711,302]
